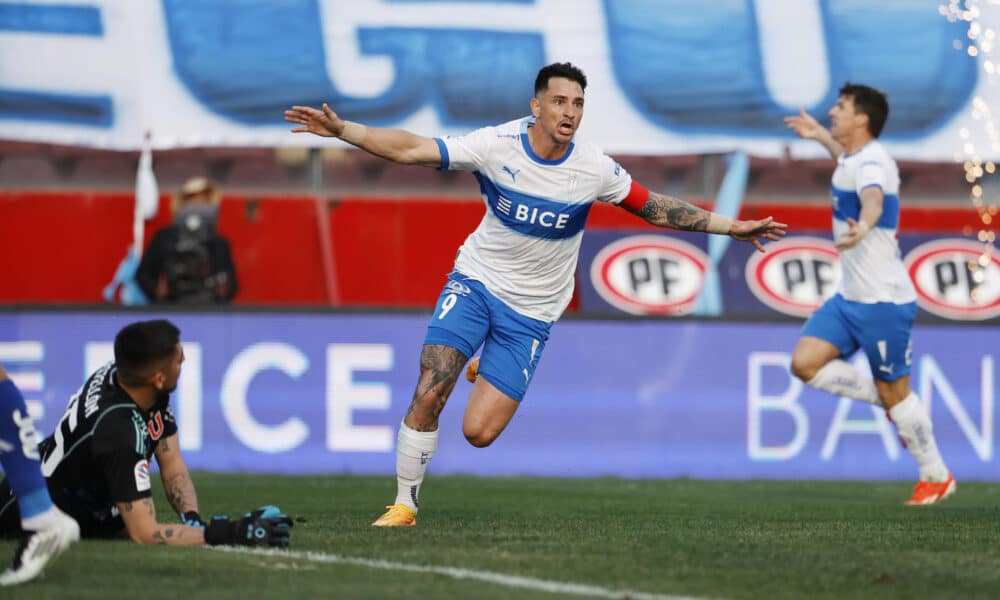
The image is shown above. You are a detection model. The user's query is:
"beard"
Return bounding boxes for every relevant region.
[155,388,174,409]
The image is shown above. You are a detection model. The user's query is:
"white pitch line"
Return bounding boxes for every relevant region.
[209,546,708,600]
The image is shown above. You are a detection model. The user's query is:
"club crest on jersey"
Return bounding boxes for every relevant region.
[590,235,709,315]
[904,238,1000,320]
[147,412,165,440]
[745,236,841,317]
[445,280,472,296]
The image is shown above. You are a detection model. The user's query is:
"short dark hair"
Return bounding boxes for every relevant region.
[839,83,889,138]
[534,62,587,96]
[114,319,180,386]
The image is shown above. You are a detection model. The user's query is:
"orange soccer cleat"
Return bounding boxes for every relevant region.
[904,473,956,506]
[465,357,480,383]
[372,504,417,527]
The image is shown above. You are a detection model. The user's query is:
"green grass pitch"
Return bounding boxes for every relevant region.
[2,473,998,599]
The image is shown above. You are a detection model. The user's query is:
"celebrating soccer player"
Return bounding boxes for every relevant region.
[287,62,787,526]
[785,84,955,505]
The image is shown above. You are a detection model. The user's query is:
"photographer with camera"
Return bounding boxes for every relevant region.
[136,177,238,304]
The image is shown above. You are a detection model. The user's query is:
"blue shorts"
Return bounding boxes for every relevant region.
[802,294,916,382]
[423,272,552,401]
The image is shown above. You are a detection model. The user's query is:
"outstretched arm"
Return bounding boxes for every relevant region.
[623,189,787,253]
[285,103,442,167]
[118,495,292,547]
[784,108,843,160]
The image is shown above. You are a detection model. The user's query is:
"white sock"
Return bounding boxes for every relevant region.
[21,505,62,532]
[393,421,438,512]
[806,360,882,406]
[889,393,949,482]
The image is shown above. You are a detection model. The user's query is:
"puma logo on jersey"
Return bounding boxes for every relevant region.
[502,165,520,182]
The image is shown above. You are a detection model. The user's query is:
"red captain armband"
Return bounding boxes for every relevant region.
[619,181,649,211]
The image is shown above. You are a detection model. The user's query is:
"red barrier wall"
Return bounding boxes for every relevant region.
[0,191,987,306]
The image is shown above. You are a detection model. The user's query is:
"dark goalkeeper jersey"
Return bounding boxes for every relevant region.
[35,361,177,537]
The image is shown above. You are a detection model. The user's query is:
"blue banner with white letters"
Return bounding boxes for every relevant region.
[0,0,995,159]
[1,311,996,480]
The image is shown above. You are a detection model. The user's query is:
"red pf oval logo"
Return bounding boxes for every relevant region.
[590,235,708,315]
[904,239,1000,321]
[745,236,841,317]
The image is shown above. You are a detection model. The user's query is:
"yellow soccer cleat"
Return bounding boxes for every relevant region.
[372,504,417,527]
[465,357,480,383]
[904,473,956,506]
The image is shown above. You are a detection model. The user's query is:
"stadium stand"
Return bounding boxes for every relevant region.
[0,140,974,203]
[748,156,830,197]
[0,155,59,187]
[72,154,137,187]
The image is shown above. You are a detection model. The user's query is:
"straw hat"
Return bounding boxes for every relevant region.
[172,177,221,211]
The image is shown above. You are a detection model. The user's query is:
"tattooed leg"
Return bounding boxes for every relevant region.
[403,344,467,431]
[377,345,467,517]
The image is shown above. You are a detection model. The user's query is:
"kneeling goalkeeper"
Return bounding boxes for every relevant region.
[0,319,291,547]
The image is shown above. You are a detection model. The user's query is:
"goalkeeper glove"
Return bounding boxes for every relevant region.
[180,511,207,528]
[204,505,293,547]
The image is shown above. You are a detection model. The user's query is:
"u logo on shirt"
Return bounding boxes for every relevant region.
[147,412,165,440]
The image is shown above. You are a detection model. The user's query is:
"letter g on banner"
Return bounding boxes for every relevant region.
[160,0,543,125]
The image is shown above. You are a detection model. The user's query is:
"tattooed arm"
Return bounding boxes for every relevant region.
[622,190,788,253]
[625,190,715,231]
[154,433,199,516]
[117,497,206,545]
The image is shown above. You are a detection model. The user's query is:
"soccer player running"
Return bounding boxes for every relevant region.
[0,365,78,586]
[784,84,954,505]
[286,62,787,527]
[0,320,292,547]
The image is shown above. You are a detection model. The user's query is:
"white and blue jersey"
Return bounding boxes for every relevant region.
[830,141,916,304]
[804,141,918,381]
[435,116,632,322]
